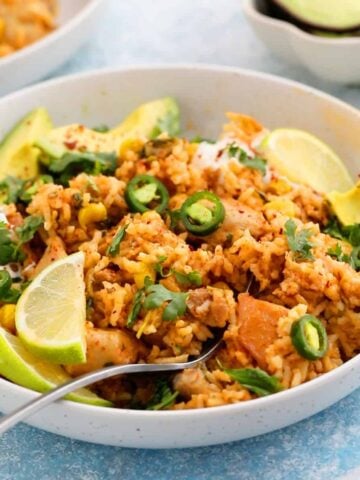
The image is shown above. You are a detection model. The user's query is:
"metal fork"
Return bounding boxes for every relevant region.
[0,331,224,435]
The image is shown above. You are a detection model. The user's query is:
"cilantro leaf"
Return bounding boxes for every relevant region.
[146,378,179,410]
[154,255,170,278]
[107,225,128,257]
[0,222,24,265]
[284,219,314,261]
[227,143,267,175]
[49,151,117,185]
[15,215,43,246]
[127,287,146,327]
[224,368,283,397]
[0,176,25,204]
[173,270,202,287]
[143,283,188,321]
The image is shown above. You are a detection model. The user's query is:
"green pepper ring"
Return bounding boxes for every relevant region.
[180,191,225,236]
[291,314,328,361]
[125,175,169,214]
[0,270,12,297]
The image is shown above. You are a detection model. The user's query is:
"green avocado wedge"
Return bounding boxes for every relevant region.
[0,108,53,180]
[269,0,360,32]
[35,97,180,161]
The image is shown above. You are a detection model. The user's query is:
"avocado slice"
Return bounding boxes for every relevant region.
[269,0,360,32]
[36,97,180,161]
[327,184,360,225]
[0,108,52,180]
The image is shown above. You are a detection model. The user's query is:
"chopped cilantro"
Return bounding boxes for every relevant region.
[15,215,43,246]
[173,270,202,287]
[227,143,267,175]
[0,176,24,204]
[48,151,117,185]
[146,378,179,410]
[284,219,314,261]
[154,255,170,278]
[127,287,146,327]
[107,225,128,257]
[224,367,283,397]
[143,282,188,321]
[0,222,24,265]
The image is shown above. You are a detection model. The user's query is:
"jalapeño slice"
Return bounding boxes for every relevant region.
[125,175,169,214]
[179,191,225,236]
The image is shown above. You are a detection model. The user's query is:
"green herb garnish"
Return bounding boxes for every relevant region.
[224,367,283,397]
[127,287,146,327]
[146,378,179,410]
[190,136,216,144]
[48,151,117,185]
[227,143,267,176]
[143,283,188,321]
[284,219,314,261]
[154,255,170,278]
[0,222,24,265]
[107,225,128,257]
[15,215,43,246]
[173,270,202,287]
[0,176,25,204]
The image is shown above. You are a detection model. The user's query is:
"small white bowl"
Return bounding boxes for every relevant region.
[242,0,360,84]
[0,0,105,96]
[0,65,360,448]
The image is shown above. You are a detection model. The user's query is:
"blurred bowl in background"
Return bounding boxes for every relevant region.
[242,0,360,84]
[0,0,105,96]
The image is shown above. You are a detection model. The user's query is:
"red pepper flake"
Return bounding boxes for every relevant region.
[64,140,77,150]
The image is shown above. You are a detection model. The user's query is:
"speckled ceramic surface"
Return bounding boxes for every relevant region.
[1,0,360,477]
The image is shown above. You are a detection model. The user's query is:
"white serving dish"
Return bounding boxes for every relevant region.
[0,65,359,448]
[242,0,360,84]
[0,0,105,96]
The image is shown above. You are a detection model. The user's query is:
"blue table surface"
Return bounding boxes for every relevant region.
[1,1,360,479]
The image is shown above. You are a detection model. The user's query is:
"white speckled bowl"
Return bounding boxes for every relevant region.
[0,0,105,96]
[242,0,360,84]
[0,65,360,448]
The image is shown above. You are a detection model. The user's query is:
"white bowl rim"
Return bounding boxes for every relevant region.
[243,0,360,46]
[0,63,359,420]
[0,0,105,67]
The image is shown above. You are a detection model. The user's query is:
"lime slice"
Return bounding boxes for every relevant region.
[260,129,354,193]
[16,252,87,364]
[0,327,111,407]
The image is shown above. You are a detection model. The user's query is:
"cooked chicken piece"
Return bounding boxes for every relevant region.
[186,287,235,327]
[66,326,146,376]
[173,368,219,398]
[237,293,288,369]
[27,236,66,279]
[204,199,267,246]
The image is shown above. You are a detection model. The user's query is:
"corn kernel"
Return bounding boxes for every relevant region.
[264,199,296,217]
[134,263,156,289]
[0,304,16,333]
[268,178,292,195]
[78,203,107,229]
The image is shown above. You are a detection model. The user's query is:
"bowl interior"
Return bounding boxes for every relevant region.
[0,66,359,176]
[58,0,90,25]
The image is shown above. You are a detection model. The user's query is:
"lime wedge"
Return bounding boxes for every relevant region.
[0,327,111,406]
[260,129,354,193]
[16,252,87,364]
